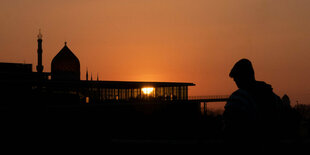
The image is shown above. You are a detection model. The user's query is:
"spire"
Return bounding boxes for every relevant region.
[36,29,44,73]
[97,73,99,81]
[37,29,43,40]
[86,67,89,81]
[65,41,67,46]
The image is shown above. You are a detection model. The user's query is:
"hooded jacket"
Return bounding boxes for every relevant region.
[223,81,283,141]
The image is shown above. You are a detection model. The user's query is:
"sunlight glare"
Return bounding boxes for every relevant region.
[142,87,154,95]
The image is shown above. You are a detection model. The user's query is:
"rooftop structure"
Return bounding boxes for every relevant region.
[0,31,195,105]
[51,42,80,81]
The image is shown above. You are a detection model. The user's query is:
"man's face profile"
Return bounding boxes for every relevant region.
[233,76,251,89]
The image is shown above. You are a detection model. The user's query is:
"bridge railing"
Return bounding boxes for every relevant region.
[188,95,229,100]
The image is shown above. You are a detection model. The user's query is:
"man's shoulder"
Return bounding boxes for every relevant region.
[230,89,249,97]
[229,89,253,102]
[225,89,255,110]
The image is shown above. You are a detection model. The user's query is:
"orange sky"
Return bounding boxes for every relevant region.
[0,0,310,105]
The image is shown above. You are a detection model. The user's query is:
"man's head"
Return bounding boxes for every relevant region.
[229,59,255,89]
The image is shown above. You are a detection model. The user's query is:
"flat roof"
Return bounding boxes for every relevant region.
[84,80,195,87]
[0,62,32,73]
[43,80,195,88]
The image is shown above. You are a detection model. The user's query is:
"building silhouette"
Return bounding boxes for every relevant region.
[0,31,195,107]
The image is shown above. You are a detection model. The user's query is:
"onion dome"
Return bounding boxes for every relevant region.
[51,42,80,80]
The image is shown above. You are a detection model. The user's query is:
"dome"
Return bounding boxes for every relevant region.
[51,43,80,80]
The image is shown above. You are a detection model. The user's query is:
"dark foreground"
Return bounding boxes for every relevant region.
[2,102,310,154]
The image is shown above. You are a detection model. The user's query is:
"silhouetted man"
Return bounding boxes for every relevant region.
[223,59,284,152]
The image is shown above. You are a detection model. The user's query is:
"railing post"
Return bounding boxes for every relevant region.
[203,102,207,116]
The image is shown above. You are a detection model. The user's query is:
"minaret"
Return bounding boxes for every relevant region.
[36,30,44,73]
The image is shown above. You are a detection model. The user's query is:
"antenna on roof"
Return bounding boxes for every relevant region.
[86,67,89,81]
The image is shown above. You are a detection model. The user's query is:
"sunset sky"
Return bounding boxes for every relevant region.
[0,0,309,105]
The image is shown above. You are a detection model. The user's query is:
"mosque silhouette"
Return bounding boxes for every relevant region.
[0,31,196,111]
[0,32,204,145]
